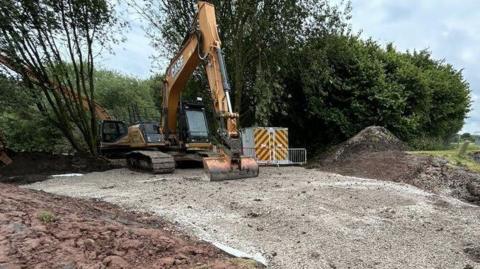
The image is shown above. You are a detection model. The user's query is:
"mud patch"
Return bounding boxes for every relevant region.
[0,152,115,184]
[0,183,262,269]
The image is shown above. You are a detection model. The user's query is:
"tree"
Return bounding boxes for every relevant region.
[131,0,351,125]
[0,74,67,152]
[461,133,474,142]
[0,0,119,156]
[272,35,471,152]
[94,70,158,122]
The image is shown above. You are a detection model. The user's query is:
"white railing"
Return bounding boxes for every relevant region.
[242,147,307,166]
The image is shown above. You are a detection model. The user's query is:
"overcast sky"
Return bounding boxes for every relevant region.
[101,0,479,134]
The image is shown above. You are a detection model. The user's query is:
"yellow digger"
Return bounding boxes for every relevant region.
[0,1,259,181]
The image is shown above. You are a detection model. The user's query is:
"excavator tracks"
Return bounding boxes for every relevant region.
[126,151,175,174]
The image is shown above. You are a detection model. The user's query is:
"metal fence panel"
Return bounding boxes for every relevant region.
[242,147,307,166]
[288,148,307,165]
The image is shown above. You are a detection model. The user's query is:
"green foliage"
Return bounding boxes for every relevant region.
[0,0,119,156]
[38,211,56,224]
[94,70,158,122]
[0,112,66,152]
[412,144,480,173]
[0,75,68,152]
[408,136,453,151]
[273,35,471,152]
[461,133,476,142]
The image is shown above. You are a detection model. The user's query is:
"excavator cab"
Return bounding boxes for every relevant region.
[178,101,210,144]
[101,120,128,143]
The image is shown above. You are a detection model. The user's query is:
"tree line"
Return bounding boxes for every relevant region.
[0,0,472,155]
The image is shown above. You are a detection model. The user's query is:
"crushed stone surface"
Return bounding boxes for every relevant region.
[26,167,480,269]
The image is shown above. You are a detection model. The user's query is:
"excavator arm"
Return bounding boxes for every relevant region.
[0,54,113,121]
[0,54,113,166]
[162,1,258,180]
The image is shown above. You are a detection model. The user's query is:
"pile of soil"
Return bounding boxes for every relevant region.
[0,183,262,269]
[313,126,480,205]
[318,126,406,165]
[0,152,115,184]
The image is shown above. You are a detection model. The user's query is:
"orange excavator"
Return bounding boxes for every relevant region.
[0,1,259,181]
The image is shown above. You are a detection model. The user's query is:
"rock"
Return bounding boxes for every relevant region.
[246,212,260,218]
[119,239,143,250]
[467,182,480,197]
[84,238,96,251]
[179,246,204,255]
[103,256,130,269]
[158,257,175,267]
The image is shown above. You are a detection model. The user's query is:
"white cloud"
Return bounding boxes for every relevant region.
[99,24,156,79]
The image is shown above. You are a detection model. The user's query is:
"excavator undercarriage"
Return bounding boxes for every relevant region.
[126,151,176,174]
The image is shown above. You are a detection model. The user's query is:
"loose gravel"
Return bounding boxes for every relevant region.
[26,167,480,269]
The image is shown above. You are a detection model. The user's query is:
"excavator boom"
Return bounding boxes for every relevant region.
[0,54,113,121]
[163,1,258,180]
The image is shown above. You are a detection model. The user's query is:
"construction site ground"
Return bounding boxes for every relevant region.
[0,183,263,269]
[25,166,480,269]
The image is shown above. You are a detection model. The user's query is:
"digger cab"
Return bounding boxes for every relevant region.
[178,101,212,151]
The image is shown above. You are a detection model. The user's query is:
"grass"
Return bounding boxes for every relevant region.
[38,211,56,224]
[410,143,480,173]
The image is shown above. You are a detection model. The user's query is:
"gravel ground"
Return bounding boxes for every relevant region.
[26,167,480,269]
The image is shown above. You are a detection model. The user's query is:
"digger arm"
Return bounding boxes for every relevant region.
[162,1,258,180]
[163,1,238,140]
[0,54,113,121]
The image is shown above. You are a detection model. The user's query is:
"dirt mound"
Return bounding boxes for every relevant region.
[319,126,406,165]
[313,126,480,205]
[0,152,115,184]
[0,183,262,269]
[318,150,480,204]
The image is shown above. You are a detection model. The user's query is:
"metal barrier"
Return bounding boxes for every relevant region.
[242,147,307,166]
[288,148,308,165]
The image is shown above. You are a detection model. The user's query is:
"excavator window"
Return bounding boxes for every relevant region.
[101,121,127,143]
[185,110,209,138]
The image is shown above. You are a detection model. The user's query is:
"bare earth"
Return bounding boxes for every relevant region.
[26,167,480,269]
[0,183,261,269]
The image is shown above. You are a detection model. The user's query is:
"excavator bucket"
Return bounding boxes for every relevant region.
[203,156,259,181]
